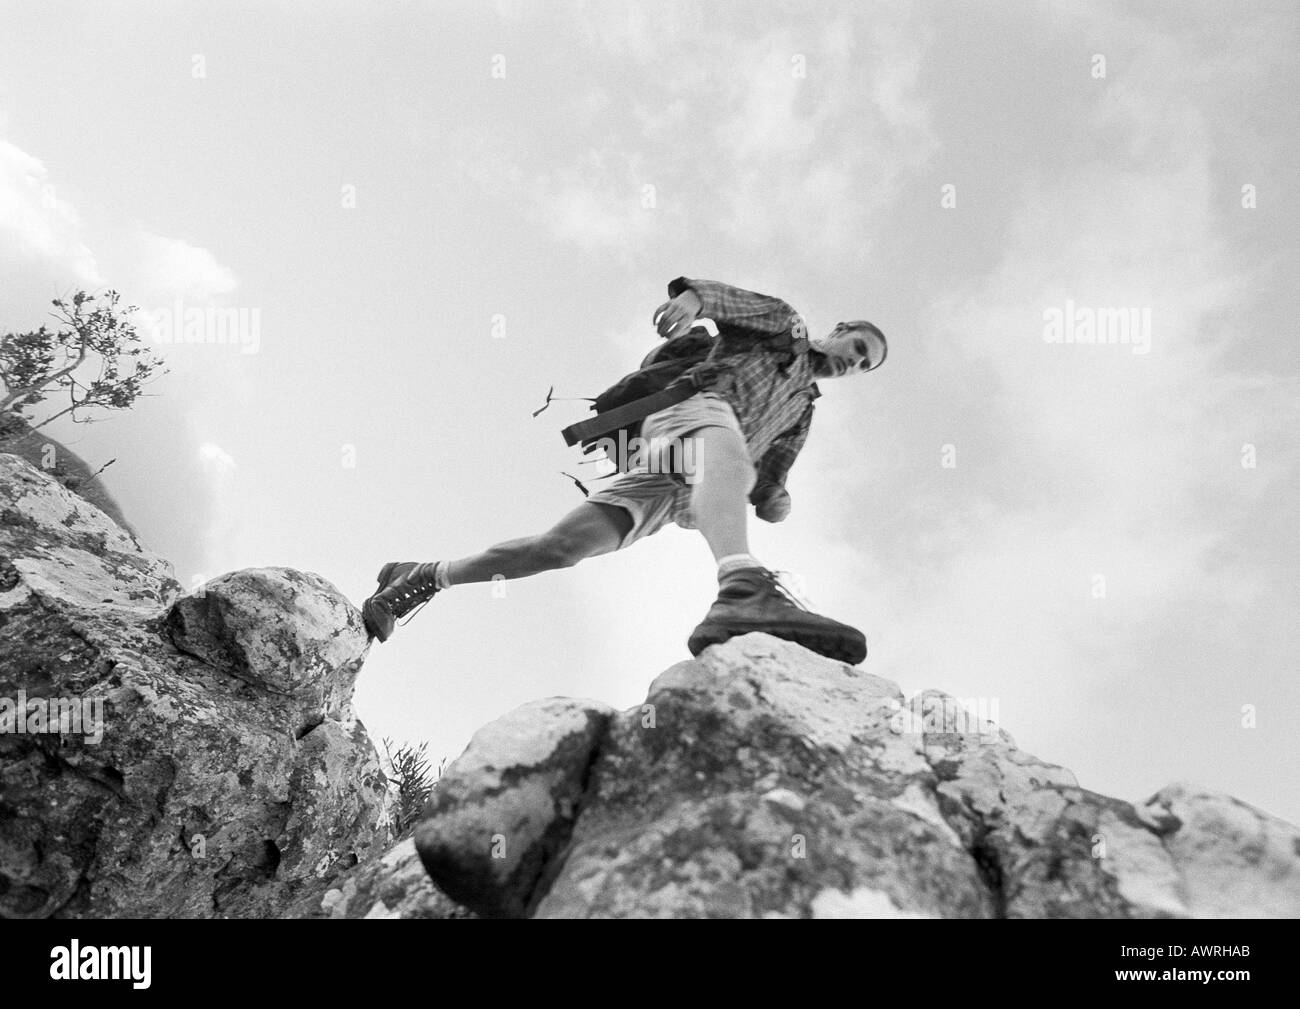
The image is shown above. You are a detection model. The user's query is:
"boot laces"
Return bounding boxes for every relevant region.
[387,565,439,624]
[397,597,434,626]
[765,569,815,611]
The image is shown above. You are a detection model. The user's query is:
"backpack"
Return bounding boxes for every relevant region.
[560,330,719,468]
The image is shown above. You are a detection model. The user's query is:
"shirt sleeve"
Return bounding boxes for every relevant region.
[668,277,801,341]
[639,326,713,368]
[750,399,814,499]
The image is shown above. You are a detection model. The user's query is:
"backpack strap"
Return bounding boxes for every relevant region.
[560,332,726,449]
[561,373,702,448]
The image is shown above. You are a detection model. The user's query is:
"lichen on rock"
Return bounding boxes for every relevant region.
[0,453,393,918]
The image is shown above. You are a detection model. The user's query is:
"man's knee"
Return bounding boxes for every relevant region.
[533,503,630,569]
[691,426,755,488]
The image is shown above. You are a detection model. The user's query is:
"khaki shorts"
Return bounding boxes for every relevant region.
[585,393,743,549]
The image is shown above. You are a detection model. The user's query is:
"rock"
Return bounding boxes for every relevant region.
[0,453,390,918]
[1139,783,1300,918]
[0,415,137,536]
[533,635,992,918]
[917,693,1178,918]
[414,633,1300,919]
[166,567,369,731]
[810,887,938,919]
[7,445,1296,921]
[0,451,177,617]
[413,697,614,918]
[287,837,472,919]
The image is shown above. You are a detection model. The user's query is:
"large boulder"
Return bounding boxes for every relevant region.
[414,697,614,918]
[414,633,1300,919]
[165,568,368,735]
[535,637,991,919]
[1137,783,1300,918]
[0,453,390,917]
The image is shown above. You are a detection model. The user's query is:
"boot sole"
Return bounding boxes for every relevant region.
[688,619,867,665]
[361,562,400,642]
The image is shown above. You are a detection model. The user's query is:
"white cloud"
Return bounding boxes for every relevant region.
[0,139,103,292]
[928,26,1289,524]
[196,441,241,579]
[127,232,240,305]
[572,89,613,126]
[529,151,663,256]
[0,130,240,325]
[198,441,237,472]
[700,14,937,255]
[448,6,937,261]
[452,135,674,258]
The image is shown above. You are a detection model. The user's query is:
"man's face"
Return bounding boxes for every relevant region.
[811,322,884,378]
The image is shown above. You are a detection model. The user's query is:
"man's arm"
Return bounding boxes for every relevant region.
[654,277,801,341]
[749,400,814,522]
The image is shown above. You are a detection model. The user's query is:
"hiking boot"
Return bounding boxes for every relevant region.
[687,567,867,664]
[362,561,439,642]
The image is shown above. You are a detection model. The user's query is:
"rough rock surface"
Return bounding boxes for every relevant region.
[288,837,471,919]
[0,415,137,536]
[166,568,366,737]
[415,634,1300,919]
[414,697,614,917]
[6,446,1296,921]
[0,453,389,917]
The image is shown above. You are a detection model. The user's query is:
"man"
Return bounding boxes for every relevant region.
[361,276,886,663]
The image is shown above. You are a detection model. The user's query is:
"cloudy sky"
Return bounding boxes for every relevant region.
[2,0,1297,824]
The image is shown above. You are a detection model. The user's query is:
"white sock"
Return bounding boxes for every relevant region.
[716,553,762,579]
[433,560,454,590]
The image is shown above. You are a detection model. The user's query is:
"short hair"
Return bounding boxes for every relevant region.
[845,320,884,340]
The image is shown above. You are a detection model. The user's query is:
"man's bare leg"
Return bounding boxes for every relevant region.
[681,424,868,663]
[362,501,632,641]
[687,424,756,562]
[451,424,753,584]
[445,501,632,583]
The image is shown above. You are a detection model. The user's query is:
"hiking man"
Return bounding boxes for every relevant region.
[361,276,886,663]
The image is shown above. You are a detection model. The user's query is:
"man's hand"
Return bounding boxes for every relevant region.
[653,289,703,339]
[752,483,791,523]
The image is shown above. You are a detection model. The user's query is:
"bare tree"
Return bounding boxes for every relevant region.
[0,290,166,433]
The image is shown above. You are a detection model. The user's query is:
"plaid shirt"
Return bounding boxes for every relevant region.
[666,276,820,504]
